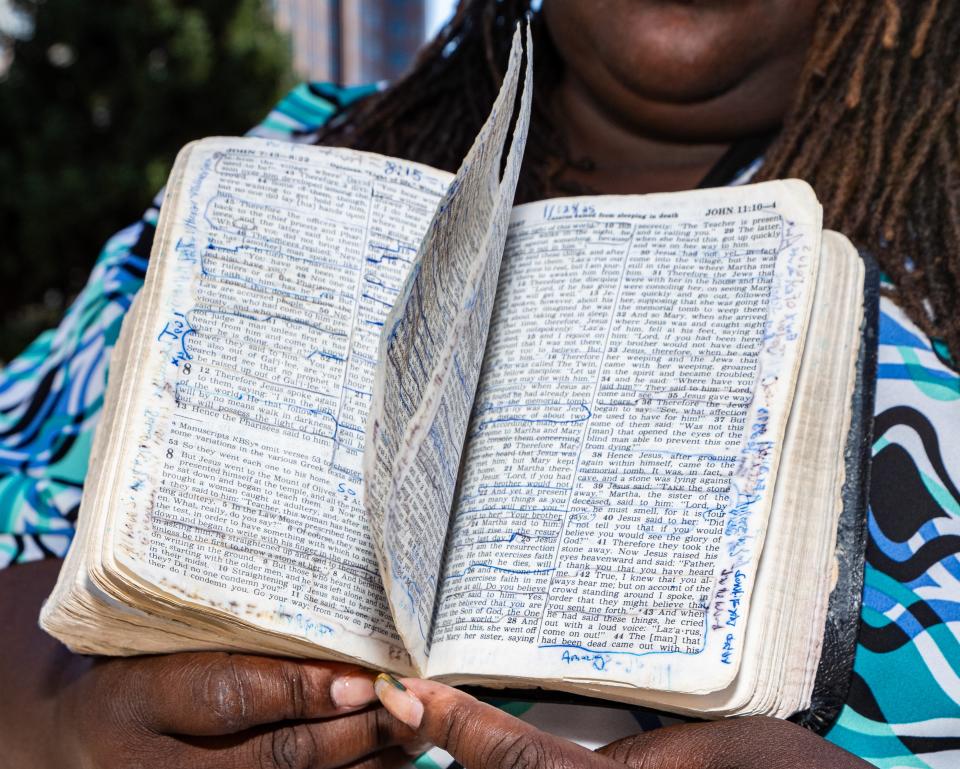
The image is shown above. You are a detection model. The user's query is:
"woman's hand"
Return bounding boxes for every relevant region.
[0,560,416,769]
[52,653,417,769]
[372,675,873,769]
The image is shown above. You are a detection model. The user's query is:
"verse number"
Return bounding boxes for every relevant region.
[384,160,422,182]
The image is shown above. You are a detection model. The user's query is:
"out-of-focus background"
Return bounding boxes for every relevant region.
[0,0,457,361]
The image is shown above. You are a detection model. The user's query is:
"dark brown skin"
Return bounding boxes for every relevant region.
[3,1,869,766]
[545,0,821,193]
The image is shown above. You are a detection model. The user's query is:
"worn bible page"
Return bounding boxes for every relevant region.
[614,232,865,716]
[100,138,452,670]
[363,26,532,672]
[427,181,822,693]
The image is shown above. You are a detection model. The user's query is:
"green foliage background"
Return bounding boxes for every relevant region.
[0,0,293,360]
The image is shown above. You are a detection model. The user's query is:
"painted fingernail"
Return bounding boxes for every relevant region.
[374,672,424,729]
[330,674,377,710]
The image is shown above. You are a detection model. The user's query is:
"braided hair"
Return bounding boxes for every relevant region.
[319,0,960,361]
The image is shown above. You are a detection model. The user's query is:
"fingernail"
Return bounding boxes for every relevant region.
[330,674,377,710]
[374,672,424,729]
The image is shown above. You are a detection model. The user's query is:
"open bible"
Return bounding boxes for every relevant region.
[41,28,871,720]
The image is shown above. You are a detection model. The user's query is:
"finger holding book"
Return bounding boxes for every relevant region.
[138,654,382,733]
[373,674,620,769]
[373,675,873,769]
[54,652,417,769]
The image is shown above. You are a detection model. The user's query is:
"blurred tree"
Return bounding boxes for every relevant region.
[0,0,293,360]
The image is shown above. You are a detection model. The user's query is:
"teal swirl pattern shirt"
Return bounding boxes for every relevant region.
[1,83,957,768]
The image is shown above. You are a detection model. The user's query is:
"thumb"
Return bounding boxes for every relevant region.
[374,674,619,769]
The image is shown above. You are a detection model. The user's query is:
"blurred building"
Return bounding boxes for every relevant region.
[273,0,440,86]
[272,1,337,82]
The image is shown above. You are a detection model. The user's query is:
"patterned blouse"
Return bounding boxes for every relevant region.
[2,83,957,769]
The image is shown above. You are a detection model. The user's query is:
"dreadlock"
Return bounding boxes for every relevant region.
[319,0,960,362]
[759,0,960,361]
